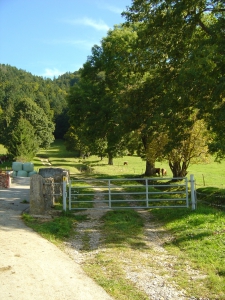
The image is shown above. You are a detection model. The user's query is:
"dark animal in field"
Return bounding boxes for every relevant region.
[152,168,161,176]
[161,168,167,176]
[124,161,128,165]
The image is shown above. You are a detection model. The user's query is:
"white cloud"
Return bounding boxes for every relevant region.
[66,17,110,31]
[42,68,64,78]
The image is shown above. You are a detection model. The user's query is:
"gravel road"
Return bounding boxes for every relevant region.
[0,177,113,300]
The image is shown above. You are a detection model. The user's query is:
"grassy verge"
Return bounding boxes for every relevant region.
[150,204,225,299]
[22,212,87,247]
[22,203,225,299]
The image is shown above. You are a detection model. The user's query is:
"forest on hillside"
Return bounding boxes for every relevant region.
[0,64,79,160]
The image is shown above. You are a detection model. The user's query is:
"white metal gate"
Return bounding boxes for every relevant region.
[63,175,196,211]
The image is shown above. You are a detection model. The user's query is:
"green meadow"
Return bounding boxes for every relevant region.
[2,140,225,299]
[33,139,225,187]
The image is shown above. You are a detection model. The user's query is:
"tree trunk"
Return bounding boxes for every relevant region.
[144,160,155,176]
[108,153,113,165]
[142,135,155,176]
[169,160,188,178]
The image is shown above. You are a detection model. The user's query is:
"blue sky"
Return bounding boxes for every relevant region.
[0,0,131,78]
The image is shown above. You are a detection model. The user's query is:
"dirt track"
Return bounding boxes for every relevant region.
[0,177,113,300]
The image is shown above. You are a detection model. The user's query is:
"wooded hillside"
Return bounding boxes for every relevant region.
[0,64,79,160]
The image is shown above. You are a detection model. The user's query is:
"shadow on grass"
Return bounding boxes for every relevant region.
[169,231,212,247]
[99,210,149,250]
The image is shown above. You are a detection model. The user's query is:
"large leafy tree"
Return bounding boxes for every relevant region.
[98,25,169,174]
[123,0,225,159]
[66,42,129,165]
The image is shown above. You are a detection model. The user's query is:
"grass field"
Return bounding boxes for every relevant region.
[2,140,225,299]
[33,140,225,188]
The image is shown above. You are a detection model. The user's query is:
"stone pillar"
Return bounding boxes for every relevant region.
[30,174,45,215]
[38,168,69,203]
[43,177,55,210]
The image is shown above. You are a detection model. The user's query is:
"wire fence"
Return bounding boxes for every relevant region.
[194,173,225,189]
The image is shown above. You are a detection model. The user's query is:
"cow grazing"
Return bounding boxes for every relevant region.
[124,161,128,165]
[161,168,167,176]
[152,168,160,176]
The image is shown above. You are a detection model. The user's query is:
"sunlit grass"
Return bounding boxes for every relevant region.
[150,204,225,299]
[22,212,87,246]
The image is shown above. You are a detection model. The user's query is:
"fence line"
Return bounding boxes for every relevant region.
[63,176,196,211]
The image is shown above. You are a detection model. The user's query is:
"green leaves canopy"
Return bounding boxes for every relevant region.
[123,0,225,157]
[2,98,55,160]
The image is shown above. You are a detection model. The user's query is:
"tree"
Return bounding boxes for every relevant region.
[123,0,225,159]
[167,119,211,178]
[7,118,39,161]
[66,43,129,165]
[0,64,78,143]
[99,25,169,174]
[64,126,90,157]
[2,98,55,158]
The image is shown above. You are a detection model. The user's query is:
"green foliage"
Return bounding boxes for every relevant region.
[0,64,79,143]
[7,117,39,161]
[123,0,225,158]
[2,98,55,159]
[0,64,81,158]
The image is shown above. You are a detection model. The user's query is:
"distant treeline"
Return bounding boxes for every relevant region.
[0,64,80,160]
[0,64,80,139]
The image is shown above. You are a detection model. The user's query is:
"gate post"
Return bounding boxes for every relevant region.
[145,178,149,208]
[63,176,67,211]
[190,174,196,210]
[108,179,111,208]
